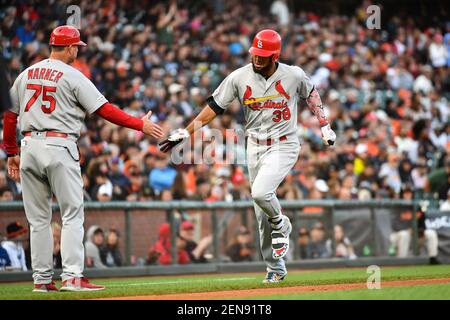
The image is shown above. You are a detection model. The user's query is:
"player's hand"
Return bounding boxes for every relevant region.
[7,155,21,182]
[321,124,336,146]
[158,128,190,153]
[141,111,164,138]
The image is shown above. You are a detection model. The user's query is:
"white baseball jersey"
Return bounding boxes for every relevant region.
[210,62,314,140]
[9,58,107,138]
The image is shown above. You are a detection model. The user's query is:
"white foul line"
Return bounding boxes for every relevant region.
[107,277,256,288]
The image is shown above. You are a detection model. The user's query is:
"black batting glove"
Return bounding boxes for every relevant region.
[158,128,190,153]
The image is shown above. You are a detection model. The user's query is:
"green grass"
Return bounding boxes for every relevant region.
[0,265,449,300]
[244,283,450,300]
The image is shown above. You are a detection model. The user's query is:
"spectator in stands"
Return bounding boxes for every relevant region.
[399,158,414,186]
[109,157,131,200]
[309,222,331,259]
[0,231,11,270]
[96,178,114,202]
[302,178,329,214]
[178,220,212,263]
[425,155,450,200]
[0,172,17,199]
[389,184,440,264]
[226,225,255,262]
[0,243,11,270]
[149,154,177,195]
[51,222,62,269]
[230,167,252,200]
[171,172,189,200]
[379,152,402,195]
[0,186,14,201]
[147,223,190,265]
[326,225,357,259]
[81,173,92,201]
[142,152,157,177]
[413,65,434,94]
[1,222,28,271]
[440,189,450,211]
[411,158,429,191]
[429,33,448,68]
[297,227,312,260]
[100,229,123,267]
[85,225,107,268]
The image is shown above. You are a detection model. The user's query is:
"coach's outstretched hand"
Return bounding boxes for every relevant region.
[142,111,164,138]
[158,128,190,153]
[321,124,336,146]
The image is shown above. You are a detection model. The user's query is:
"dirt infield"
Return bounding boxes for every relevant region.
[97,277,450,300]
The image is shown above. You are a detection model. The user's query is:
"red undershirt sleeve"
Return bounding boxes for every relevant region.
[2,111,19,155]
[94,102,144,131]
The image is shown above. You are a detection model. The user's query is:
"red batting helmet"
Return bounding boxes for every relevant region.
[49,25,86,47]
[249,29,281,62]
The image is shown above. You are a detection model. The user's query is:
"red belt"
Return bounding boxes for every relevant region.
[23,131,68,138]
[255,135,287,145]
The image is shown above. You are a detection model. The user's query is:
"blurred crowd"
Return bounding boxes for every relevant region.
[0,0,449,208]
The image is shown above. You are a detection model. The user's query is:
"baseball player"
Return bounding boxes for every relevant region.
[3,25,163,292]
[159,29,336,283]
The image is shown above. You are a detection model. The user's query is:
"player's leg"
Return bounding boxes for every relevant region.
[251,141,300,260]
[247,139,299,282]
[250,142,299,221]
[45,142,84,280]
[20,139,55,288]
[45,139,105,291]
[253,205,287,280]
[247,142,286,281]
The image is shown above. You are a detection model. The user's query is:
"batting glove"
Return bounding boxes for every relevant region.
[158,128,190,153]
[321,124,336,146]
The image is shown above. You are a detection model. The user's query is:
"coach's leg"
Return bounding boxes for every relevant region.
[424,229,439,258]
[396,230,411,258]
[389,232,399,253]
[20,139,54,284]
[46,141,85,282]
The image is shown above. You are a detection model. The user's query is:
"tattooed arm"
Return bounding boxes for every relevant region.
[306,87,329,127]
[306,87,336,146]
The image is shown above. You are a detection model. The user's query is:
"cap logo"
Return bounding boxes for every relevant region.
[257,39,263,48]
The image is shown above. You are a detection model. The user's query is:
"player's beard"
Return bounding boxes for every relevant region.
[252,61,274,78]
